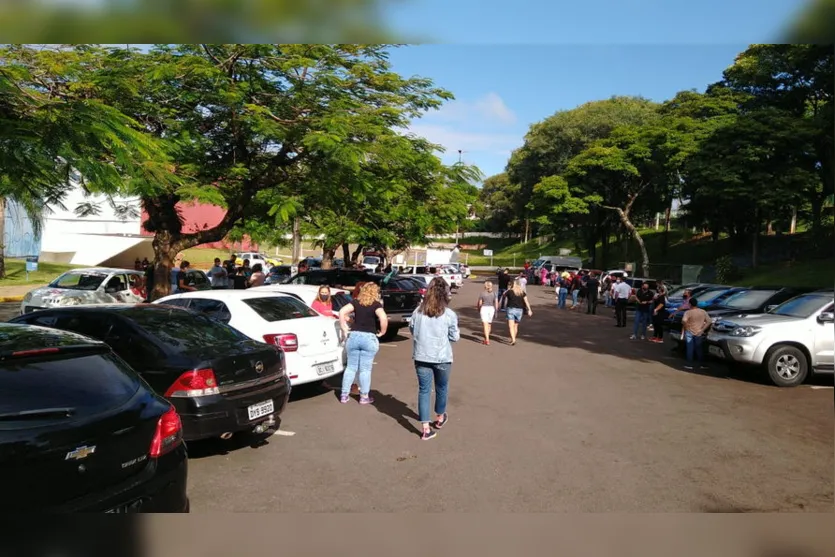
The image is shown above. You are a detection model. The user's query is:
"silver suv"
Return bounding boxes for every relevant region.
[705,291,834,387]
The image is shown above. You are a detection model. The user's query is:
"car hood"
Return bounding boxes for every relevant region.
[707,307,762,319]
[715,313,800,327]
[26,286,99,302]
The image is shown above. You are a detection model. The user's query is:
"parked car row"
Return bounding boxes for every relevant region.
[661,284,834,387]
[3,265,425,512]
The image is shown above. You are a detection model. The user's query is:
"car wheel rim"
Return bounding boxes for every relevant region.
[775,354,800,380]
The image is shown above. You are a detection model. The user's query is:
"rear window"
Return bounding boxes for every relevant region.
[124,308,249,350]
[243,297,318,322]
[0,352,141,425]
[386,278,421,291]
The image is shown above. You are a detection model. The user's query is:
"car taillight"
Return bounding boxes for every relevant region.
[149,406,183,458]
[263,333,299,352]
[164,368,219,397]
[419,288,426,296]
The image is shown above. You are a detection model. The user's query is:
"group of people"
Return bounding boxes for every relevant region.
[312,278,459,441]
[206,256,268,290]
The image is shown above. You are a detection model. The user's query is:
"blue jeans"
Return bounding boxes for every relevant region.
[633,310,650,337]
[571,290,579,306]
[558,287,568,308]
[341,332,379,395]
[415,361,451,423]
[498,288,507,309]
[685,331,704,364]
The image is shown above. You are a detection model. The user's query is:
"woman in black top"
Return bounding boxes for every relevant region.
[501,279,533,346]
[337,282,388,404]
[650,288,668,343]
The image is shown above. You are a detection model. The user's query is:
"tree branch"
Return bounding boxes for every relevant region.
[201,44,222,67]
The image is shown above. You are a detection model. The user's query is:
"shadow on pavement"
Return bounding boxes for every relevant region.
[368,390,421,436]
[186,429,274,459]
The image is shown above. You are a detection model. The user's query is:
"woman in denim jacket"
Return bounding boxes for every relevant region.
[409,277,460,440]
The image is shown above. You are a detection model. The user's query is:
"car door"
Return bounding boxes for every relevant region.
[100,273,132,303]
[813,303,834,371]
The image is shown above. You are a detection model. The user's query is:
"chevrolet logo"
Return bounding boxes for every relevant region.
[66,445,96,461]
[254,361,264,374]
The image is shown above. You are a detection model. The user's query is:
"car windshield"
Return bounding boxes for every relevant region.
[363,257,379,264]
[769,294,832,319]
[243,296,319,322]
[697,288,733,304]
[720,290,778,310]
[48,271,108,291]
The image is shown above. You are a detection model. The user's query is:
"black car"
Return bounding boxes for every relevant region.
[0,323,189,512]
[287,269,422,340]
[11,305,291,442]
[265,265,293,285]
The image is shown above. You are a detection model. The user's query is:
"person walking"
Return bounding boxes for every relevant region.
[338,282,388,404]
[612,276,631,327]
[630,282,654,340]
[477,281,499,345]
[517,271,528,292]
[569,272,582,310]
[681,297,712,370]
[502,278,533,346]
[539,266,548,287]
[585,273,600,314]
[650,286,668,343]
[410,278,460,440]
[497,269,510,311]
[556,273,569,309]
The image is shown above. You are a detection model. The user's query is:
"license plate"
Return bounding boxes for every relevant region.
[316,362,335,376]
[247,399,274,421]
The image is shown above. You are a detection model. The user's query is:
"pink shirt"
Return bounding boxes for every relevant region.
[311,299,335,317]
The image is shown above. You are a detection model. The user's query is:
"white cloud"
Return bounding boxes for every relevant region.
[405,123,520,156]
[428,92,517,126]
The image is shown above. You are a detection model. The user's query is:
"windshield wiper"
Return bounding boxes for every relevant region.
[0,407,76,420]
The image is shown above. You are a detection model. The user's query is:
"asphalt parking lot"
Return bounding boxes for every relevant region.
[2,282,832,512]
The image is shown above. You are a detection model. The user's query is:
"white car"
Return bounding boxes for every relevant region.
[249,284,352,318]
[154,290,345,386]
[20,267,147,314]
[361,255,382,272]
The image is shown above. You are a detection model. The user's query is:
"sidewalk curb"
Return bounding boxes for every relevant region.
[0,296,23,303]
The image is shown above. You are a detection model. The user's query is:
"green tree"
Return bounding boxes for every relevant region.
[0,49,172,278]
[477,172,521,234]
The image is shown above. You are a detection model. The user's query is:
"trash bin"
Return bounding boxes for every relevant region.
[25,256,39,272]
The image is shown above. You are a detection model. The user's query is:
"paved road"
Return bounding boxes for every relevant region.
[2,285,832,512]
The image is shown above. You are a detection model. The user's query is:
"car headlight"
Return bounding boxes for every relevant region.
[730,325,761,337]
[23,291,33,302]
[59,297,82,306]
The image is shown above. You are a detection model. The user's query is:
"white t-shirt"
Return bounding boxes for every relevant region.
[613,282,632,300]
[518,277,527,291]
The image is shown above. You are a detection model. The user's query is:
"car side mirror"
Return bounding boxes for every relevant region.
[817,312,834,324]
[766,305,778,312]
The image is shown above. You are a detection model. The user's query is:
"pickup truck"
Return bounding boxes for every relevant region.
[705,290,834,387]
[398,266,461,290]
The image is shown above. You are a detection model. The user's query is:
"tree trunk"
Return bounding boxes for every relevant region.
[523,218,530,244]
[321,246,337,270]
[790,207,797,234]
[604,200,650,277]
[751,209,761,269]
[766,220,773,235]
[600,223,609,269]
[0,196,6,279]
[621,228,629,266]
[151,230,180,301]
[661,205,671,257]
[291,217,302,264]
[341,243,350,262]
[350,244,364,265]
[711,225,720,259]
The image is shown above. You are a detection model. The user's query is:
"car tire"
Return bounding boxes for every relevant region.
[765,345,809,387]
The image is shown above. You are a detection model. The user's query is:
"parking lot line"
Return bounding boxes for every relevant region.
[274,430,296,436]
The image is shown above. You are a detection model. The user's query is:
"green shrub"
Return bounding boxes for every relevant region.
[714,255,740,283]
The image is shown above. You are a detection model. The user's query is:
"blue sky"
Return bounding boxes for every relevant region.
[381,0,808,181]
[386,44,749,179]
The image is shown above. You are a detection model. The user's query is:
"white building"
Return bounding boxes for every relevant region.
[39,182,153,267]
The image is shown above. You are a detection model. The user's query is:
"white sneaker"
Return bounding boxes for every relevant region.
[629,335,636,340]
[640,336,646,340]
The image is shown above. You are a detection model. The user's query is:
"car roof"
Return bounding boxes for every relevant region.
[61,267,140,274]
[250,284,348,295]
[0,322,107,353]
[158,290,294,301]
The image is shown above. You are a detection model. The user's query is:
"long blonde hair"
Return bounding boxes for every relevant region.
[511,279,524,297]
[356,282,380,306]
[484,281,494,293]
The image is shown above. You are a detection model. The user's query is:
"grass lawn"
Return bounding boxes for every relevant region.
[730,259,834,289]
[0,259,78,287]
